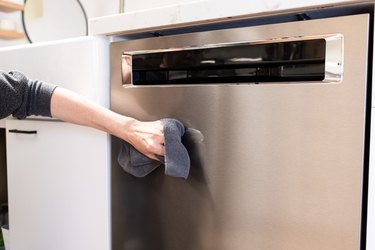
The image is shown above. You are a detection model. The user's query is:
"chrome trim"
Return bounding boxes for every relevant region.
[121,54,132,85]
[325,34,344,82]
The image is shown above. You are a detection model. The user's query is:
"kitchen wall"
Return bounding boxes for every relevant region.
[0,0,118,47]
[81,0,118,19]
[0,0,200,48]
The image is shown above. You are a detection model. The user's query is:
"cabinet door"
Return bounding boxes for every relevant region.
[6,119,110,250]
[368,109,375,250]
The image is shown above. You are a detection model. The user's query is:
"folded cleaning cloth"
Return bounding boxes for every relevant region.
[117,118,190,179]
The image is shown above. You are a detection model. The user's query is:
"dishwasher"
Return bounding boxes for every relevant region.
[110,9,371,250]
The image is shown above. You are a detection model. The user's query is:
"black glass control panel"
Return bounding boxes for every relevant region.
[128,39,326,85]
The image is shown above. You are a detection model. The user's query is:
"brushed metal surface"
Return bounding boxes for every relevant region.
[110,14,369,250]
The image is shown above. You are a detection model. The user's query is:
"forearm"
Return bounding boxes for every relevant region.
[50,87,135,141]
[50,87,164,160]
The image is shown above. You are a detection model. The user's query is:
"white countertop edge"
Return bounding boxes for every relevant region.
[89,0,361,36]
[0,35,101,53]
[1,117,60,129]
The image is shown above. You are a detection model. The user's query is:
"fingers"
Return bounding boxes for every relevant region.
[127,119,165,161]
[144,120,165,156]
[144,138,165,160]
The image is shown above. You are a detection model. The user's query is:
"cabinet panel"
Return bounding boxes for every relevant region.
[6,119,110,250]
[368,109,375,250]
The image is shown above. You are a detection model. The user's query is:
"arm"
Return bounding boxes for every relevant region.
[50,87,164,160]
[0,71,164,160]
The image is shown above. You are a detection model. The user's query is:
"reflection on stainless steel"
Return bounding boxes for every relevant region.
[228,57,263,62]
[200,60,216,64]
[111,14,369,250]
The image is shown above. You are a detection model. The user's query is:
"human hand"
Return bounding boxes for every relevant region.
[124,119,165,161]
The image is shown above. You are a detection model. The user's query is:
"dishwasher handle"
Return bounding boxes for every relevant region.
[121,34,343,86]
[8,129,37,134]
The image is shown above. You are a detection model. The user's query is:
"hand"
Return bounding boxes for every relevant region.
[124,119,165,161]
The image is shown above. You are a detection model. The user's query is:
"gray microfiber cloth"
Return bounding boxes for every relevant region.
[117,119,190,179]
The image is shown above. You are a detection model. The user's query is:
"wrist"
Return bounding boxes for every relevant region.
[112,113,137,142]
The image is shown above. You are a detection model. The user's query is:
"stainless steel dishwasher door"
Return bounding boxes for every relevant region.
[110,14,370,250]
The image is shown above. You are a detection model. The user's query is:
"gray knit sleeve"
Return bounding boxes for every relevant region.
[0,71,57,119]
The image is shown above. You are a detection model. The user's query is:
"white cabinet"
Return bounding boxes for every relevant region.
[368,108,375,250]
[0,36,110,107]
[0,35,110,249]
[5,119,110,250]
